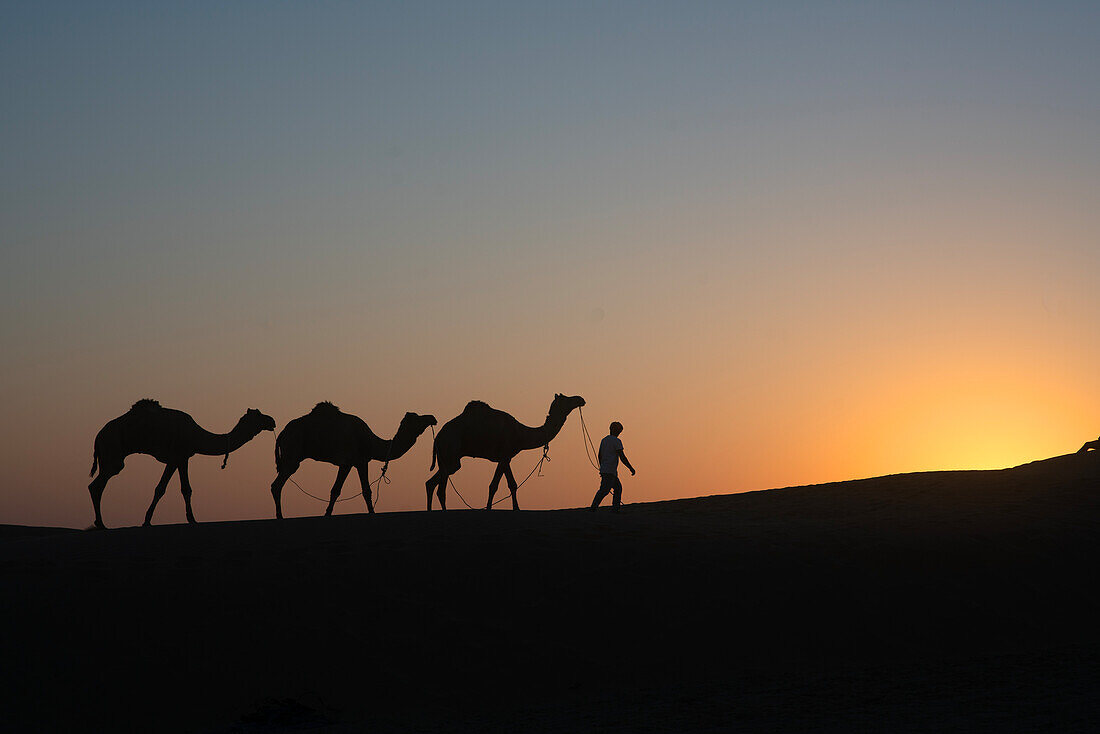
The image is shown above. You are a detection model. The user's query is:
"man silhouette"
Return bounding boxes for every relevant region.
[589,421,635,511]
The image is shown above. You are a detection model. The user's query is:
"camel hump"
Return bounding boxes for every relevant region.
[130,399,161,412]
[311,401,340,414]
[463,400,491,414]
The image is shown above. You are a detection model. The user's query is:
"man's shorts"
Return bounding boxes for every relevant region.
[599,473,622,493]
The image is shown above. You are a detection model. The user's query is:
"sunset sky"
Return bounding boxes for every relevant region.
[2,2,1098,528]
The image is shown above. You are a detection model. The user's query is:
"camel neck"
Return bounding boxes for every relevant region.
[194,419,255,457]
[519,408,571,451]
[374,422,420,461]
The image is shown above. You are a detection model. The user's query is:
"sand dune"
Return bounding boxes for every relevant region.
[2,452,1099,732]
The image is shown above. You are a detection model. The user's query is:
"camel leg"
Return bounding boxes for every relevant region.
[357,464,374,514]
[325,465,352,517]
[502,463,520,511]
[88,481,107,530]
[425,472,438,511]
[270,469,296,520]
[427,461,455,511]
[178,460,198,524]
[486,464,505,510]
[435,473,448,511]
[143,464,177,527]
[88,461,122,530]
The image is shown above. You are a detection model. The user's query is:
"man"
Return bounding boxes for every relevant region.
[590,421,635,511]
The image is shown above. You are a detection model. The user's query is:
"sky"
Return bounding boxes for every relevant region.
[2,1,1098,528]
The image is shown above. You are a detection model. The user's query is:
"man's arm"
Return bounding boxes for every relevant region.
[618,449,635,476]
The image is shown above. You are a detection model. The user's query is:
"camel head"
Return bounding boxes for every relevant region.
[550,393,586,417]
[398,411,438,438]
[240,408,277,435]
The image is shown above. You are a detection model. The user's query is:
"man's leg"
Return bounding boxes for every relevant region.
[590,474,612,510]
[611,475,623,510]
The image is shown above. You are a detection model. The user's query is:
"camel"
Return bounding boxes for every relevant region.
[270,402,437,518]
[425,393,586,511]
[88,399,277,529]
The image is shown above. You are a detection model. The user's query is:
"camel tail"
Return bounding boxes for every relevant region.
[89,451,98,477]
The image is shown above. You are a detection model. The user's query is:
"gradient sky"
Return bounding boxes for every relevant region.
[2,1,1098,528]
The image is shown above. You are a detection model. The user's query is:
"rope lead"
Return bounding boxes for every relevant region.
[578,407,600,470]
[290,465,390,506]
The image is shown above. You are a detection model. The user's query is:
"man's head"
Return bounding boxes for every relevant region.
[609,421,623,436]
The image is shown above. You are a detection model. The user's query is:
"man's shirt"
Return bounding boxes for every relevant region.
[598,434,624,475]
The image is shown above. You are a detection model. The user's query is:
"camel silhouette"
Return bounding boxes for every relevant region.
[87,399,276,529]
[425,393,586,511]
[270,402,437,518]
[1079,436,1099,453]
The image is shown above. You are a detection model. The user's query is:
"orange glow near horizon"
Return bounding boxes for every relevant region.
[2,234,1098,529]
[864,392,1076,472]
[0,339,1095,530]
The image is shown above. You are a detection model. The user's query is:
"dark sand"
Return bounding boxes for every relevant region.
[3,453,1099,732]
